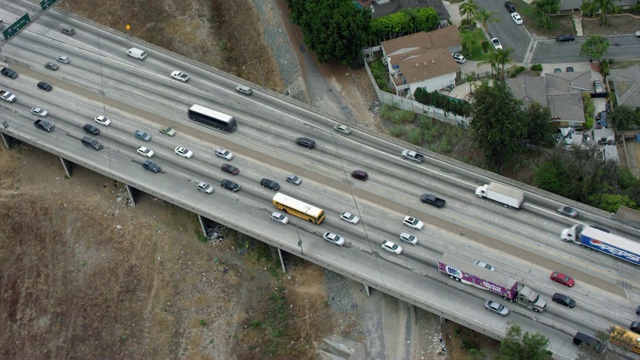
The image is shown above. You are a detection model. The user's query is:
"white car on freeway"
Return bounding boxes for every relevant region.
[402,216,424,230]
[474,259,495,271]
[323,232,345,246]
[31,107,48,117]
[399,232,418,245]
[381,240,402,254]
[215,147,234,161]
[197,182,214,194]
[174,146,194,158]
[95,115,112,126]
[136,146,154,158]
[271,212,289,225]
[340,212,360,224]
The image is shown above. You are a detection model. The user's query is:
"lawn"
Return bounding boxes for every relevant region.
[513,0,576,38]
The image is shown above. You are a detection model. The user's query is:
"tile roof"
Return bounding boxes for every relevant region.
[395,48,459,83]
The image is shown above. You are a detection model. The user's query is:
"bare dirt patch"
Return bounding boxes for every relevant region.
[582,14,640,36]
[0,144,355,359]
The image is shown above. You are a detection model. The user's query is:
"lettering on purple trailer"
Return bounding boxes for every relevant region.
[588,239,640,265]
[444,265,463,278]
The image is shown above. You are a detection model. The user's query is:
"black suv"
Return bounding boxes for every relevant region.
[260,178,280,191]
[221,179,240,192]
[142,160,161,173]
[83,124,100,135]
[556,34,575,42]
[296,137,316,149]
[504,1,516,12]
[1,67,18,79]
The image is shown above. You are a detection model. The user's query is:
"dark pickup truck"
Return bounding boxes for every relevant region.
[420,193,446,208]
[34,119,55,132]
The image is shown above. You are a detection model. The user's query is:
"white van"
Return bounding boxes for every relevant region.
[126,48,147,60]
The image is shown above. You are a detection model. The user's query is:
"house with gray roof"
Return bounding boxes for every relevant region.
[506,71,592,127]
[607,64,640,110]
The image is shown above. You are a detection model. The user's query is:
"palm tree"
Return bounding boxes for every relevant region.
[459,0,479,21]
[495,48,515,80]
[533,0,560,29]
[594,0,619,25]
[477,52,500,77]
[474,8,500,31]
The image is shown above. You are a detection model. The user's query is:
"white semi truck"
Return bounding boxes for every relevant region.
[475,182,524,209]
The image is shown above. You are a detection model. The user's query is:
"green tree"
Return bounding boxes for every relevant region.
[610,105,640,130]
[580,35,610,61]
[524,103,555,147]
[408,7,440,33]
[589,193,638,212]
[288,0,371,64]
[461,29,484,57]
[532,0,561,29]
[582,0,619,26]
[470,80,527,168]
[460,0,479,21]
[497,323,552,360]
[535,159,572,196]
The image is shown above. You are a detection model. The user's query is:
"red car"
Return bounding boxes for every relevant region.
[221,163,239,175]
[550,272,575,287]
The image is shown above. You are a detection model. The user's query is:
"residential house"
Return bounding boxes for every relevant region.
[371,0,450,21]
[607,64,640,111]
[381,26,461,95]
[507,71,591,127]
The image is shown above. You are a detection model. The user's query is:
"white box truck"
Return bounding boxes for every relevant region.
[475,182,524,209]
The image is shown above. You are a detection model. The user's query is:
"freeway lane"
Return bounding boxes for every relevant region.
[2,107,637,349]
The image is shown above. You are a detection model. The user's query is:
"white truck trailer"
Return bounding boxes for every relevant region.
[475,182,524,209]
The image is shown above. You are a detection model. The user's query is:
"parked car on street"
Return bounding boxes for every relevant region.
[452,53,466,64]
[504,1,516,12]
[556,34,575,42]
[511,12,523,25]
[491,38,503,50]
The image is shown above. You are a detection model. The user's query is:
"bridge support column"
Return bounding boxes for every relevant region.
[363,284,370,297]
[277,248,286,273]
[0,132,12,149]
[124,184,136,207]
[59,157,72,178]
[197,214,207,239]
